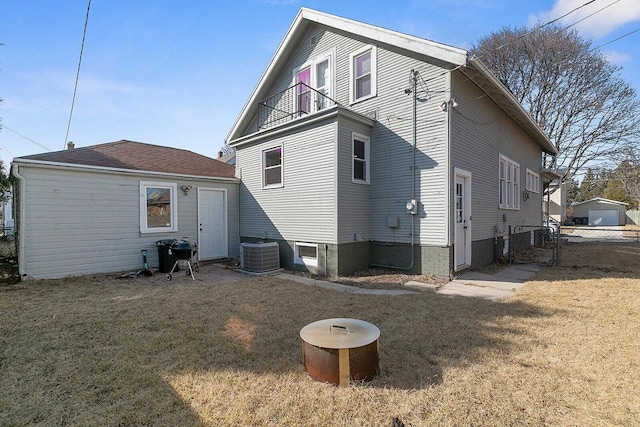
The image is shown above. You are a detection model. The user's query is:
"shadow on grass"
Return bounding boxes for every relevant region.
[0,274,559,424]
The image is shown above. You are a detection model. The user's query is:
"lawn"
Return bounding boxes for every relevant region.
[1,242,639,426]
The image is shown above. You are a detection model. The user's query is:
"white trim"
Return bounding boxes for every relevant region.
[262,145,284,189]
[349,45,377,104]
[526,168,540,194]
[197,187,229,260]
[292,49,335,115]
[140,181,178,233]
[11,158,239,182]
[454,168,472,271]
[499,154,520,210]
[294,242,318,267]
[352,132,370,184]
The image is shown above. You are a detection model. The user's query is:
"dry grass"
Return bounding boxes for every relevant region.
[1,243,639,426]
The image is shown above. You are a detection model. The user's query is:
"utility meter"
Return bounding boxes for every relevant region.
[406,199,417,215]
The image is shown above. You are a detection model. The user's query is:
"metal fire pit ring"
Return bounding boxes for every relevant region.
[300,318,380,386]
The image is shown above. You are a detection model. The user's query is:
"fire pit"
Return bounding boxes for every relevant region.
[300,318,380,386]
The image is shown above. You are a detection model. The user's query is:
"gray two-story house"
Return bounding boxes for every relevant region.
[226,8,557,278]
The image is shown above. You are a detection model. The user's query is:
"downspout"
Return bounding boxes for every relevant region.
[11,164,27,278]
[371,69,417,271]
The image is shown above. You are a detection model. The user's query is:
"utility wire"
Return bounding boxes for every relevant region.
[596,27,640,49]
[2,125,53,152]
[63,0,91,150]
[420,0,600,86]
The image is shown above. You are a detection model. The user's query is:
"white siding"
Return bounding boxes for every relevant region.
[17,165,239,279]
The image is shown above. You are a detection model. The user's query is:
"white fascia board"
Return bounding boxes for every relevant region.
[226,10,307,144]
[11,159,240,183]
[467,58,558,155]
[302,8,468,66]
[230,105,374,148]
[226,8,468,144]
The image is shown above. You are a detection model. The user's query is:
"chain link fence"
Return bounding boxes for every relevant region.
[501,225,561,267]
[505,225,640,268]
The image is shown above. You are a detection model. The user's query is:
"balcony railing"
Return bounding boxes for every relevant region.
[258,82,337,130]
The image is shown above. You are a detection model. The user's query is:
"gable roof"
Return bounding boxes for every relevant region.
[572,197,629,207]
[225,7,556,155]
[13,140,236,179]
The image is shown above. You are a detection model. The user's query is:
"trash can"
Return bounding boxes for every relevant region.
[156,239,179,273]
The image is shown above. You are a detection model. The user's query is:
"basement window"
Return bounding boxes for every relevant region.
[294,242,318,267]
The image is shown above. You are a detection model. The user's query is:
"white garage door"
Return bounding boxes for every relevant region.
[588,209,619,226]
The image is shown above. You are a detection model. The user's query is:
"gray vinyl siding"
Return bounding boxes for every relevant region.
[243,24,452,247]
[16,165,239,279]
[237,120,337,243]
[336,119,371,244]
[450,71,543,242]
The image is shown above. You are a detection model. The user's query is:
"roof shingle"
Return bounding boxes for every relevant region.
[16,140,236,179]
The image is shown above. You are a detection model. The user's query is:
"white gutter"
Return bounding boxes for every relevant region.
[10,159,240,183]
[10,165,27,278]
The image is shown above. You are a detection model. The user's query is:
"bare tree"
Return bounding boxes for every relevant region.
[472,25,640,183]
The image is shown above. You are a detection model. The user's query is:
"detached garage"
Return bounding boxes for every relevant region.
[572,198,628,226]
[11,140,240,280]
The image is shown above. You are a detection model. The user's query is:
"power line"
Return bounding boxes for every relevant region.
[596,27,640,49]
[63,0,92,150]
[2,125,53,152]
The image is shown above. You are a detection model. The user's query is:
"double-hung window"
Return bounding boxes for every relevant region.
[349,45,377,104]
[352,133,370,184]
[526,169,540,193]
[263,146,283,188]
[140,181,178,233]
[499,155,520,210]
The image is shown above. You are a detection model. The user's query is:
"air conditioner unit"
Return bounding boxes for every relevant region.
[240,242,280,273]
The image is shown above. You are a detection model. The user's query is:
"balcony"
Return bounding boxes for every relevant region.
[258,82,337,131]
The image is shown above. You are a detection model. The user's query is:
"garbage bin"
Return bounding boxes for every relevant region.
[157,239,179,273]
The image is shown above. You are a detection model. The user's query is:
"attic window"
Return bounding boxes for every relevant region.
[349,45,377,104]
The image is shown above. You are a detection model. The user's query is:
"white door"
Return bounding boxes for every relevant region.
[198,189,228,260]
[588,209,618,226]
[454,170,472,271]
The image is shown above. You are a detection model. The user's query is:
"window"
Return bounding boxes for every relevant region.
[352,133,370,184]
[140,181,178,233]
[526,169,540,193]
[499,155,520,210]
[263,146,283,188]
[294,242,318,267]
[349,45,377,103]
[293,52,333,115]
[296,66,312,115]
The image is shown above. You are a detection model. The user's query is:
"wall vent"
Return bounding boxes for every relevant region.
[310,34,317,46]
[240,242,280,273]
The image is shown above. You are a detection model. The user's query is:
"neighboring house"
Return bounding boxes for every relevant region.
[225,8,557,278]
[217,151,236,165]
[544,179,566,224]
[11,140,240,279]
[571,198,628,226]
[1,190,14,235]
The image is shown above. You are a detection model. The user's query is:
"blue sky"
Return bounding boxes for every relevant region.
[1,0,639,165]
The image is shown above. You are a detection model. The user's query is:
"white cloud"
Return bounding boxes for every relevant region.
[602,50,631,65]
[529,0,640,38]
